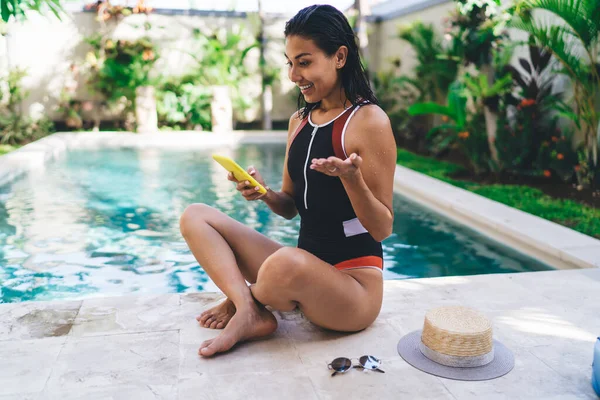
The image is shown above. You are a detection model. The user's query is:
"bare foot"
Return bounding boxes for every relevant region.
[197,298,236,329]
[198,304,277,357]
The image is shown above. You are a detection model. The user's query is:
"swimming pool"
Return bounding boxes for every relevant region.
[0,143,552,303]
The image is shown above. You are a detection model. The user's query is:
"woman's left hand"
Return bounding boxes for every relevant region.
[310,153,362,180]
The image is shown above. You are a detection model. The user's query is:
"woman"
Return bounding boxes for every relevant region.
[180,4,396,357]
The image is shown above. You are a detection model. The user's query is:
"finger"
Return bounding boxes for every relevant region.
[311,158,328,166]
[236,180,252,191]
[310,163,338,176]
[325,156,346,169]
[348,153,362,168]
[247,166,255,175]
[227,172,238,182]
[242,186,263,198]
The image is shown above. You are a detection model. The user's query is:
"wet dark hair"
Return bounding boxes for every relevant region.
[284,4,378,119]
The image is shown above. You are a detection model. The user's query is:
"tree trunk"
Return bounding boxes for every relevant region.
[481,64,499,164]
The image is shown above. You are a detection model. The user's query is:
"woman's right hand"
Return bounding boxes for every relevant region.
[228,166,269,201]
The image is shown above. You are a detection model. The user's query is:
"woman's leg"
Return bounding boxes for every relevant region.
[198,247,384,356]
[253,247,384,331]
[179,203,282,332]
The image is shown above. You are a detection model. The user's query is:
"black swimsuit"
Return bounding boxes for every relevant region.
[287,102,383,271]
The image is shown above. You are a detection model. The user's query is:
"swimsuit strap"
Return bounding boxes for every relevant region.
[290,115,309,144]
[332,101,368,159]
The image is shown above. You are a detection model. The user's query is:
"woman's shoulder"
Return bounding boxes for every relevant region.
[287,108,305,137]
[352,103,391,132]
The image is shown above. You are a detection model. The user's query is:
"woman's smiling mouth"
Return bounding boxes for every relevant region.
[299,83,314,93]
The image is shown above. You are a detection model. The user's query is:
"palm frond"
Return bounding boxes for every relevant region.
[511,18,589,81]
[527,0,598,47]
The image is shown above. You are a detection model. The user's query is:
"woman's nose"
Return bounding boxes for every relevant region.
[288,66,301,83]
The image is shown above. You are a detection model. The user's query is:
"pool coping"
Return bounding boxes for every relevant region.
[2,131,599,270]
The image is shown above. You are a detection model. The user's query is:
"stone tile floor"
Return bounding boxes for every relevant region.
[1,268,598,399]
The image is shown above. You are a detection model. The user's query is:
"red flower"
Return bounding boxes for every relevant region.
[519,98,537,108]
[543,170,551,177]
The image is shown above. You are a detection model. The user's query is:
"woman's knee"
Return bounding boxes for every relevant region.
[179,203,215,237]
[257,247,304,286]
[253,248,305,308]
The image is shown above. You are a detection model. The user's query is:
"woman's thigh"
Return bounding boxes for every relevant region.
[252,247,384,332]
[181,203,282,283]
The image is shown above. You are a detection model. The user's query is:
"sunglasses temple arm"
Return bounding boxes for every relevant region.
[331,370,339,377]
[375,368,385,373]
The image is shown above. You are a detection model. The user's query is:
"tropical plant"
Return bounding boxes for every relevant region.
[0,68,53,145]
[463,72,513,110]
[448,0,515,162]
[409,80,497,173]
[84,35,159,111]
[372,70,427,147]
[1,0,64,23]
[156,76,212,131]
[537,127,580,181]
[183,27,258,123]
[408,81,468,153]
[84,0,152,22]
[495,36,569,175]
[397,21,461,104]
[511,0,600,185]
[187,27,257,88]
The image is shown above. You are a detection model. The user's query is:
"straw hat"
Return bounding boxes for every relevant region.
[397,306,514,381]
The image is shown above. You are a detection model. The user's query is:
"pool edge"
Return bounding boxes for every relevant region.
[394,165,600,270]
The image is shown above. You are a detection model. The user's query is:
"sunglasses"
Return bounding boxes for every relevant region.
[327,355,385,376]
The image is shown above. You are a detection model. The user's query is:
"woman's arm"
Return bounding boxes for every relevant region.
[310,105,396,241]
[341,107,395,241]
[260,112,301,220]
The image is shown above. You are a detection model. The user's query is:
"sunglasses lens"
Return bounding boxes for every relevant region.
[359,355,381,370]
[331,357,352,372]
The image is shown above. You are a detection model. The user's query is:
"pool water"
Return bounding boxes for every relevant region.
[0,144,552,303]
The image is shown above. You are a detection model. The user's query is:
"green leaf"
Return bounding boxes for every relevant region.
[526,0,598,47]
[408,102,455,119]
[510,18,588,81]
[1,0,10,22]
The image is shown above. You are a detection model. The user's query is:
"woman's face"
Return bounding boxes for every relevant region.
[285,35,345,104]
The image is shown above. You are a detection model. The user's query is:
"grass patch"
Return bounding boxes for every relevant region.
[0,145,16,156]
[397,148,600,239]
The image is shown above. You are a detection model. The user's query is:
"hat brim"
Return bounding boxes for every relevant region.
[397,330,514,381]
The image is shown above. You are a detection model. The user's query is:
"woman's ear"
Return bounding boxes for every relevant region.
[335,46,348,69]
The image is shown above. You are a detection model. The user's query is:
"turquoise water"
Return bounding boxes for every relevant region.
[0,144,552,303]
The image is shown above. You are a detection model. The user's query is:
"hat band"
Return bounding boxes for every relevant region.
[419,341,495,368]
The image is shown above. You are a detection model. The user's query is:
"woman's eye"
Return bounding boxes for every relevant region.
[286,61,310,67]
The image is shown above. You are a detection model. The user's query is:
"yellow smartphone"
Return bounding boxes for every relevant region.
[212,154,267,194]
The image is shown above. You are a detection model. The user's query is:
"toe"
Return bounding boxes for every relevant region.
[203,317,215,328]
[200,337,234,357]
[198,312,211,323]
[216,321,225,329]
[209,320,219,329]
[198,339,214,356]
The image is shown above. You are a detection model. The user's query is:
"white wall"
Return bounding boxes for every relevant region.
[368,1,456,76]
[2,11,298,124]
